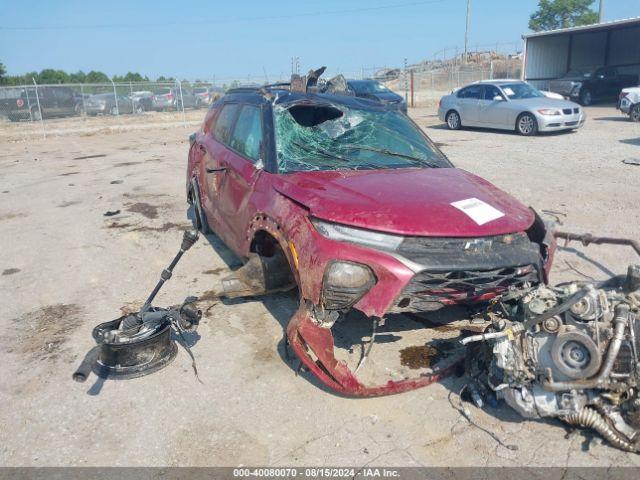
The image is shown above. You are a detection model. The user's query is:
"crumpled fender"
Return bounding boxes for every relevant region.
[286,303,459,397]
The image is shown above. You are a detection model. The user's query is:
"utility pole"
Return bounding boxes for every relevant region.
[598,0,605,23]
[464,0,471,63]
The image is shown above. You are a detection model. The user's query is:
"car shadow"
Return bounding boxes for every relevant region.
[557,246,617,277]
[620,138,640,146]
[428,123,577,137]
[593,116,629,122]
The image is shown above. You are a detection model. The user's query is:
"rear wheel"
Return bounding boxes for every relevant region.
[31,107,42,121]
[516,113,538,136]
[630,104,640,122]
[446,110,461,130]
[190,178,211,234]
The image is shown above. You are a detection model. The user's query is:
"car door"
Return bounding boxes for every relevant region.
[215,103,265,248]
[197,103,241,246]
[457,85,482,125]
[478,84,510,128]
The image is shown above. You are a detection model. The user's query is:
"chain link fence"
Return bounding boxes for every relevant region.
[0,80,224,140]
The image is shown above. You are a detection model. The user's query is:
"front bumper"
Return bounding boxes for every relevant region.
[536,111,586,132]
[620,97,633,114]
[284,217,553,396]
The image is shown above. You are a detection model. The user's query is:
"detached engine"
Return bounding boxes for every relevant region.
[464,265,640,452]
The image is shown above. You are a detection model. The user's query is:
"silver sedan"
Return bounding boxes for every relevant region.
[438,80,586,136]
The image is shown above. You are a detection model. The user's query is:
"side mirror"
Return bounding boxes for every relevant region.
[493,95,504,101]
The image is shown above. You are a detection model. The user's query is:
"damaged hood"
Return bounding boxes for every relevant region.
[273,168,534,237]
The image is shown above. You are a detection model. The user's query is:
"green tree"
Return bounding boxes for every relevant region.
[113,72,149,83]
[37,68,70,84]
[0,61,6,84]
[85,70,110,83]
[529,0,598,32]
[69,70,87,83]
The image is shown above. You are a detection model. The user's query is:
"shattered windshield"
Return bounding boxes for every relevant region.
[274,103,447,173]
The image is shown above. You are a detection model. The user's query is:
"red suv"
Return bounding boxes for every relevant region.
[187,86,556,396]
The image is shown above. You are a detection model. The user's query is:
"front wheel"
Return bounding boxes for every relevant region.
[630,104,640,123]
[516,113,538,136]
[190,179,211,234]
[579,89,593,106]
[446,110,462,130]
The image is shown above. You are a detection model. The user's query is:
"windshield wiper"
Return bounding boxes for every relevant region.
[343,144,441,168]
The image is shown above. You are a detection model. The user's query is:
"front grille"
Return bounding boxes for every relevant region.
[573,107,580,114]
[565,121,578,126]
[390,233,544,313]
[391,264,539,313]
[563,108,572,115]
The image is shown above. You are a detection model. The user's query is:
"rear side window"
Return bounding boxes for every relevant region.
[457,85,481,99]
[213,103,240,144]
[229,105,263,162]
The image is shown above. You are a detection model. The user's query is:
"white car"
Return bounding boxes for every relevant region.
[438,80,585,136]
[619,87,640,122]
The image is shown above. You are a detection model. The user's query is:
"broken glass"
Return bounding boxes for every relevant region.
[274,103,449,173]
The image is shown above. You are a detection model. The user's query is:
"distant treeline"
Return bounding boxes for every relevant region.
[0,64,182,86]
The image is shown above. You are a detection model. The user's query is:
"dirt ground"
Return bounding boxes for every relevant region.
[1,105,639,467]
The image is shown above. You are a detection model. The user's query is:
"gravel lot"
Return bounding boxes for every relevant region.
[0,105,639,467]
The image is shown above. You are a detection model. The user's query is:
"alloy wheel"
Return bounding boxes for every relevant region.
[631,105,640,123]
[447,111,460,130]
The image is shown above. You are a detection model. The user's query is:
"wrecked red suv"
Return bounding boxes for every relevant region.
[186,85,556,396]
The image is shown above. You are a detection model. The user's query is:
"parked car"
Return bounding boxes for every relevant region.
[619,86,640,122]
[186,86,556,396]
[152,87,198,111]
[192,86,222,107]
[346,79,407,113]
[0,86,81,121]
[84,93,142,116]
[129,91,154,111]
[549,67,639,106]
[438,80,585,136]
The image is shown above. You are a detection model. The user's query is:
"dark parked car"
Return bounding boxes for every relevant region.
[0,86,81,121]
[186,85,555,396]
[347,79,407,113]
[84,93,142,116]
[550,67,639,106]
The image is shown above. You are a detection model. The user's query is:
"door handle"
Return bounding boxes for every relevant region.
[206,166,227,173]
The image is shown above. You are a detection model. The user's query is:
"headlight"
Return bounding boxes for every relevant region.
[322,261,376,310]
[538,109,562,116]
[311,218,403,252]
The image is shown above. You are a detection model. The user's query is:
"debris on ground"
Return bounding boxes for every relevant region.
[103,209,121,217]
[463,255,640,453]
[622,158,640,166]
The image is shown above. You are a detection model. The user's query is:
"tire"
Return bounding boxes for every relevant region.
[135,105,144,114]
[446,110,462,130]
[190,178,211,234]
[579,89,593,106]
[516,113,538,136]
[630,104,640,123]
[31,107,42,121]
[110,106,118,116]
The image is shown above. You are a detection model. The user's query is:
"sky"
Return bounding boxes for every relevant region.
[0,0,637,83]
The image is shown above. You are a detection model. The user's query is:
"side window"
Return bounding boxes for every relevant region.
[213,103,240,145]
[458,85,481,99]
[483,85,502,100]
[229,105,263,163]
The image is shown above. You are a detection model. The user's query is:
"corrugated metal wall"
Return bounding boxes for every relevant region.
[525,35,570,80]
[609,26,640,67]
[525,22,640,83]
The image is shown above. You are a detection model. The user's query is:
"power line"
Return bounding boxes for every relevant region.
[0,0,451,31]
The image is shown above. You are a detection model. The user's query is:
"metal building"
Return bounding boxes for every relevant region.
[522,17,640,89]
